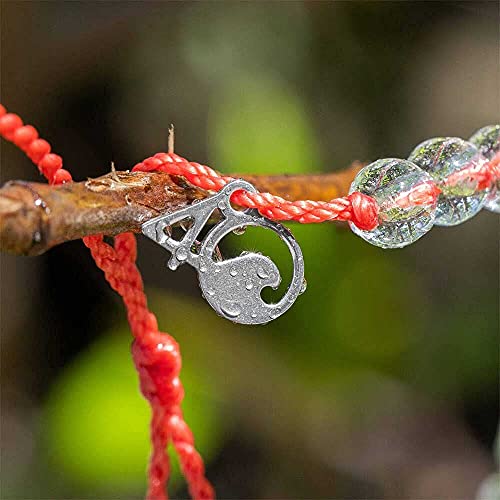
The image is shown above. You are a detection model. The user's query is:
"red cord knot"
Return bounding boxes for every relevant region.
[132,333,184,407]
[347,191,379,231]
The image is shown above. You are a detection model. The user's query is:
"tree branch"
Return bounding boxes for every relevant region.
[0,162,363,256]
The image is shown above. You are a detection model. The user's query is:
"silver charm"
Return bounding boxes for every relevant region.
[142,180,305,325]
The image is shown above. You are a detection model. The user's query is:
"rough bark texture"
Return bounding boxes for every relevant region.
[0,162,363,256]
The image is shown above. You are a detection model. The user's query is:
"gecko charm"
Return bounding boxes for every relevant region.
[141,180,306,324]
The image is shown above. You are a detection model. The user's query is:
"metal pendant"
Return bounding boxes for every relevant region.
[142,180,305,325]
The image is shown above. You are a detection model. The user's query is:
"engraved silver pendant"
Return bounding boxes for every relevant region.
[141,180,305,325]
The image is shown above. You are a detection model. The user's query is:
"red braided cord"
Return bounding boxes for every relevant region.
[486,150,500,182]
[132,151,500,227]
[1,104,499,499]
[0,105,213,500]
[87,233,213,500]
[132,153,380,230]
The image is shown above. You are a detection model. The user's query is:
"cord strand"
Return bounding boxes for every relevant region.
[0,105,213,500]
[132,152,381,230]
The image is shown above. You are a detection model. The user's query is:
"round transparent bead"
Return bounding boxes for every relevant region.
[408,137,488,226]
[349,158,438,249]
[469,124,500,213]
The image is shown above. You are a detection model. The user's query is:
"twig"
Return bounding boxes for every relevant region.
[0,162,363,256]
[168,125,175,154]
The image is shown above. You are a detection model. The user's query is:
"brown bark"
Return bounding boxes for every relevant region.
[0,162,363,256]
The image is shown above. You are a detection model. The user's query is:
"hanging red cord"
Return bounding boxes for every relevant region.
[0,105,213,500]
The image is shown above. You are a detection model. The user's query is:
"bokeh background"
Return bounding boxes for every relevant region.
[1,2,498,499]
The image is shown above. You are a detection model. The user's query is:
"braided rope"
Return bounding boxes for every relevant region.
[133,152,380,230]
[133,150,499,227]
[0,105,213,500]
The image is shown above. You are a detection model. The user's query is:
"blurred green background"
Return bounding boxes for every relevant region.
[0,2,498,499]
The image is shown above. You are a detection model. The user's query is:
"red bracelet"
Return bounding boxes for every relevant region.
[1,103,498,500]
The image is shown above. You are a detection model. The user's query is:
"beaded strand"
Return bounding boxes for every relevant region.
[349,128,499,248]
[0,101,498,499]
[132,125,498,249]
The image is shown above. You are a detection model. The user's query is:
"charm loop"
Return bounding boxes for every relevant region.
[142,180,305,324]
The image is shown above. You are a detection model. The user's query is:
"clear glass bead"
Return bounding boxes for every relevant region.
[469,125,500,213]
[349,158,438,248]
[408,137,488,226]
